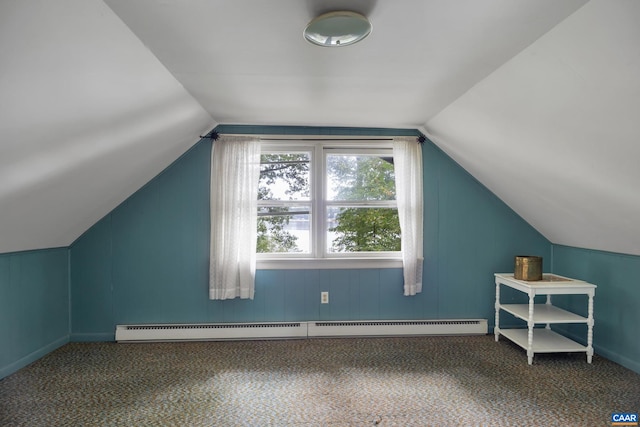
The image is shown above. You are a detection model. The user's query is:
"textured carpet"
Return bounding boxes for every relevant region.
[1,335,638,426]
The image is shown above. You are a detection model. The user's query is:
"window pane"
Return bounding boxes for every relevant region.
[327,206,400,253]
[259,153,310,201]
[257,206,310,254]
[326,154,395,201]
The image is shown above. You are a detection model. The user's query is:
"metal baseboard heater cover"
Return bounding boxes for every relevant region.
[116,319,487,342]
[307,319,487,337]
[115,322,307,342]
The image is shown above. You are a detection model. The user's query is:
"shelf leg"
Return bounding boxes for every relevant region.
[527,292,535,365]
[545,295,551,329]
[587,291,595,363]
[494,279,501,342]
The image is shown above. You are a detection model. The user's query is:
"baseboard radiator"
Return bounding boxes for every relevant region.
[307,319,487,338]
[115,319,487,342]
[115,322,307,342]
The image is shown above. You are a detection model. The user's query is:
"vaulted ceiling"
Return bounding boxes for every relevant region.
[1,0,638,256]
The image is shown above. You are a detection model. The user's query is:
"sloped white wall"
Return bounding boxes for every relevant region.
[426,0,640,256]
[0,0,214,253]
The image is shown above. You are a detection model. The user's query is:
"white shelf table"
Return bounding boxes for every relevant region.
[494,273,596,365]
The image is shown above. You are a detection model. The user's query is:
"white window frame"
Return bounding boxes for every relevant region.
[256,137,403,270]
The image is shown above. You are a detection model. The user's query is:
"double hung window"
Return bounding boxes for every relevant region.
[257,140,401,268]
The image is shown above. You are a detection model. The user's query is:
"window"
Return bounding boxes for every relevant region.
[257,140,402,268]
[257,151,311,254]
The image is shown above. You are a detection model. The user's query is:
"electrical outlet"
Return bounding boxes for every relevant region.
[321,291,329,304]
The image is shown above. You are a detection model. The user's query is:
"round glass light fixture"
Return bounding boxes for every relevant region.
[304,11,371,47]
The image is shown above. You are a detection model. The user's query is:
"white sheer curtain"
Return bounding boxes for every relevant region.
[393,137,424,296]
[209,135,261,300]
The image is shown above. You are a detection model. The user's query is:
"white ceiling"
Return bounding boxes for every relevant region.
[105,0,587,129]
[2,0,639,256]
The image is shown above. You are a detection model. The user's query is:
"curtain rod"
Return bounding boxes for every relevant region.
[200,131,426,144]
[260,137,393,141]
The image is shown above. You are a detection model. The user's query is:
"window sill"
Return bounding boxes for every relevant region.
[257,257,403,270]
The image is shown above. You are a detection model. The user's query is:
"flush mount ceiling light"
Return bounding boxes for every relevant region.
[304,11,372,47]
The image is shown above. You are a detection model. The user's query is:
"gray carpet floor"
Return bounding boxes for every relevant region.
[1,335,639,426]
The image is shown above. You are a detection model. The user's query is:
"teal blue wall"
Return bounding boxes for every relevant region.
[0,248,69,379]
[551,245,640,373]
[69,126,550,340]
[4,125,639,378]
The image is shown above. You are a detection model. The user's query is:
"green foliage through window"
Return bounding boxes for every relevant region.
[326,154,399,253]
[329,207,400,252]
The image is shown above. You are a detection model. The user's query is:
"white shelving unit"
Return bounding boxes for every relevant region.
[494,273,596,365]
